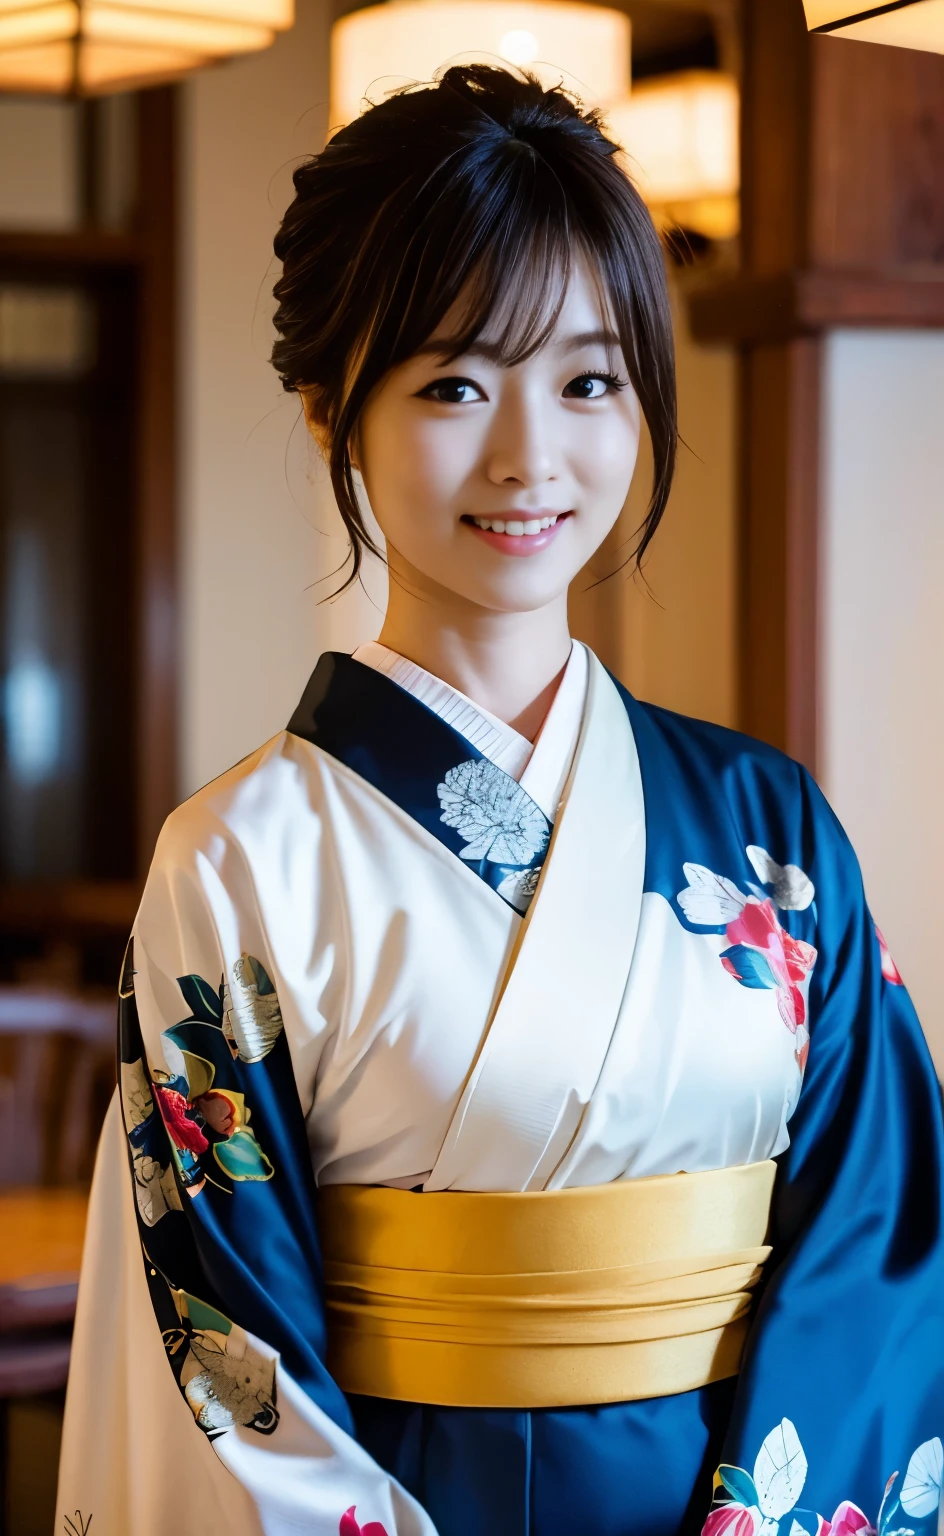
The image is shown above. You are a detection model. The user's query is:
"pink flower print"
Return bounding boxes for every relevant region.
[153,1084,208,1156]
[724,899,817,1033]
[875,924,904,986]
[339,1508,390,1536]
[821,1502,874,1536]
[702,1504,761,1536]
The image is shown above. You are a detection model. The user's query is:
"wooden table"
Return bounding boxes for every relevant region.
[0,1189,89,1395]
[0,1189,89,1289]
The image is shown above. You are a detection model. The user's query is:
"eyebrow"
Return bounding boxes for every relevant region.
[413,328,622,363]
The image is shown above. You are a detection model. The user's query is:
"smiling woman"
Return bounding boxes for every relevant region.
[272,65,675,595]
[58,61,944,1536]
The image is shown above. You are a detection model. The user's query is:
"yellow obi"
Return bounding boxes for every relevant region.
[318,1160,776,1410]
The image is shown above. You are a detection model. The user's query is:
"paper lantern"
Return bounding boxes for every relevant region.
[802,1,944,55]
[606,72,740,240]
[329,0,630,132]
[0,0,293,94]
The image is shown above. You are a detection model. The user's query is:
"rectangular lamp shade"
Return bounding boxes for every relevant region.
[606,72,740,241]
[803,1,944,55]
[0,0,293,92]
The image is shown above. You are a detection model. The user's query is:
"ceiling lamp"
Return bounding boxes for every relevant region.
[802,1,944,54]
[606,71,740,241]
[329,0,630,132]
[0,0,293,94]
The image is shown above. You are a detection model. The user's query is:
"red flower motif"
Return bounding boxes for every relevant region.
[153,1085,208,1156]
[339,1508,389,1536]
[820,1501,874,1536]
[194,1089,237,1137]
[725,899,817,1034]
[702,1504,760,1536]
[875,924,903,986]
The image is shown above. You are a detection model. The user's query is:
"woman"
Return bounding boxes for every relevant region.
[58,66,944,1536]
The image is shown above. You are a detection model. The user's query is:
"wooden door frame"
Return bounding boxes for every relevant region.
[0,84,178,936]
[687,1,944,776]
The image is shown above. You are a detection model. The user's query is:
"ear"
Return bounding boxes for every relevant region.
[299,387,331,457]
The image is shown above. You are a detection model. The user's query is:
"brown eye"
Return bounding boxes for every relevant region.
[419,377,485,404]
[563,373,621,400]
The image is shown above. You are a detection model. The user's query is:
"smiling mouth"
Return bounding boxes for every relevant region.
[462,512,571,538]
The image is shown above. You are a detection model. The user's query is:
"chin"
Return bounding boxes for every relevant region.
[457,575,573,614]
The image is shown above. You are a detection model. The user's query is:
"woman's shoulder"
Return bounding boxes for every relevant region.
[622,687,804,788]
[621,687,848,866]
[151,729,329,875]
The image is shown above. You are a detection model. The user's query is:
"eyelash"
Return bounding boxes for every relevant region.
[564,371,627,398]
[418,370,628,403]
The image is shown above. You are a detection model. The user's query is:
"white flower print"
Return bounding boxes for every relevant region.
[222,954,284,1064]
[746,846,815,911]
[496,866,542,913]
[120,1057,182,1226]
[437,759,549,865]
[677,863,749,926]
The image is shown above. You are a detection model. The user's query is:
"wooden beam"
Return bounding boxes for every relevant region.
[0,230,143,269]
[690,268,944,344]
[0,882,140,934]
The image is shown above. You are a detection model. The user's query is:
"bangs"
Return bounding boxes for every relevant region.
[393,159,576,370]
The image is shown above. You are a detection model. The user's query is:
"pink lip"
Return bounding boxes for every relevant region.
[463,514,570,557]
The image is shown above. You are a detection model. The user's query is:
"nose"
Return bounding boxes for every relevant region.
[483,383,559,489]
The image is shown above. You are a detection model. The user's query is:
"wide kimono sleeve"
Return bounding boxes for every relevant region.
[705,767,944,1536]
[56,806,437,1536]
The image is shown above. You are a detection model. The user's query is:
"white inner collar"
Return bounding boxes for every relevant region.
[351,640,588,822]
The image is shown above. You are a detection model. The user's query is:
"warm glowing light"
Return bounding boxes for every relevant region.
[329,0,630,132]
[606,71,740,240]
[802,0,944,54]
[0,0,293,92]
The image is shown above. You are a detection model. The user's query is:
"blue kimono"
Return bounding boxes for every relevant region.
[57,645,944,1536]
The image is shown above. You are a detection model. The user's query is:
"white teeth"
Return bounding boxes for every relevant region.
[472,514,560,537]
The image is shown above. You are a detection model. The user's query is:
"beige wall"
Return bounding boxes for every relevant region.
[571,272,738,729]
[821,329,944,1070]
[180,0,380,798]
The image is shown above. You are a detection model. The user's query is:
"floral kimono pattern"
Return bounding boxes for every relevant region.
[59,651,944,1536]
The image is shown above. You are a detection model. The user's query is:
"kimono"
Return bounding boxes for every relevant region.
[57,640,944,1536]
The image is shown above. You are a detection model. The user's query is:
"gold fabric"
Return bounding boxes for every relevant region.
[318,1160,777,1409]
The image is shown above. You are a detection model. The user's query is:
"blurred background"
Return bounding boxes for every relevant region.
[0,0,941,1527]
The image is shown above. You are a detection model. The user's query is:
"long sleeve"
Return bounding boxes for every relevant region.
[57,810,437,1536]
[704,769,944,1536]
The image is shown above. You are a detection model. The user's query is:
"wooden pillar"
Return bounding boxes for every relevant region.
[689,0,944,773]
[134,86,179,873]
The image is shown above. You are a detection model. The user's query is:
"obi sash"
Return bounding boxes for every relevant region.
[318,1160,777,1409]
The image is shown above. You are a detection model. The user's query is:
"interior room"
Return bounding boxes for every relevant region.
[0,0,942,1528]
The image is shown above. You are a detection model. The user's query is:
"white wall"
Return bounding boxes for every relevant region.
[821,329,944,1069]
[180,2,381,798]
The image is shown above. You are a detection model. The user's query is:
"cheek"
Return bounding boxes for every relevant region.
[362,412,476,536]
[569,411,641,496]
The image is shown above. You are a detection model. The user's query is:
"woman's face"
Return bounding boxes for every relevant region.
[353,259,642,615]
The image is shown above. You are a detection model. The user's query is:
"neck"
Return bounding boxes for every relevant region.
[377,551,573,741]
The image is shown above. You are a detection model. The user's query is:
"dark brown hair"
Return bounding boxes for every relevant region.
[272,64,677,590]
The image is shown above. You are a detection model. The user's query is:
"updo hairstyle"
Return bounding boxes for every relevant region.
[272,64,677,589]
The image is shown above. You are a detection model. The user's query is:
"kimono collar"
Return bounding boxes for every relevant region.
[352,640,588,823]
[286,649,586,913]
[352,640,533,780]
